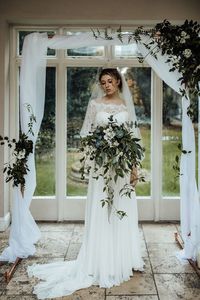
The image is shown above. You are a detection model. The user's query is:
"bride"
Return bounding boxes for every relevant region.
[28,68,144,299]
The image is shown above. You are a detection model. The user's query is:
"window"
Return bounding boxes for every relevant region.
[162,83,182,196]
[66,67,99,196]
[120,67,151,196]
[34,67,56,196]
[11,26,183,221]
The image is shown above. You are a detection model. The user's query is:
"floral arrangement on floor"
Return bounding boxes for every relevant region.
[0,104,36,196]
[92,19,200,117]
[79,115,145,220]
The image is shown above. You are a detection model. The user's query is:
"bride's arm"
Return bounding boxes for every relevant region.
[80,100,96,137]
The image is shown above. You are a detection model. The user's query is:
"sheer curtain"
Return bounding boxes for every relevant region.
[0,32,199,262]
[138,36,200,260]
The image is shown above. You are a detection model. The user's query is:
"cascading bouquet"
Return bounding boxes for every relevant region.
[80,115,145,220]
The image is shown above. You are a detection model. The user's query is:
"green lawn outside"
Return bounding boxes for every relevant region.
[34,127,198,197]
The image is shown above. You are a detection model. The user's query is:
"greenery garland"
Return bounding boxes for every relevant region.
[92,19,200,118]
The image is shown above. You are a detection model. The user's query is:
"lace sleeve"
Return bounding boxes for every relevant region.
[80,100,96,137]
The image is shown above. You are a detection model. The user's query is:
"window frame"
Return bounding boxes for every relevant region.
[9,25,180,221]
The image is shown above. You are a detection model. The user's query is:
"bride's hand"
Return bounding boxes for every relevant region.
[130,166,138,188]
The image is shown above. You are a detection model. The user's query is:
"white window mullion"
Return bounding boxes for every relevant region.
[56,50,66,221]
[151,70,163,221]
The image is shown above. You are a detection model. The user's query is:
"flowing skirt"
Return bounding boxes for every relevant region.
[27,172,144,299]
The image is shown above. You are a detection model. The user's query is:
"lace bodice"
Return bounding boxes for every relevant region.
[80,99,128,136]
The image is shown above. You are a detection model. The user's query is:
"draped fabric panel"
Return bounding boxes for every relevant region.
[138,36,200,260]
[0,32,199,262]
[0,33,48,262]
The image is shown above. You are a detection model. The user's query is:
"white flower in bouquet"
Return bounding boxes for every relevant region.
[181,31,190,39]
[183,48,192,58]
[103,127,115,141]
[180,38,186,44]
[113,141,119,147]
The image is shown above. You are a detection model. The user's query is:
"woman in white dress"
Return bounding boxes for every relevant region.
[28,68,144,299]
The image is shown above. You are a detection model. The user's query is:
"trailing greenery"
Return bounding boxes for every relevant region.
[79,115,145,219]
[0,104,36,196]
[172,143,192,183]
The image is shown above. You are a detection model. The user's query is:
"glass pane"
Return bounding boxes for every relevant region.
[66,67,99,196]
[162,87,199,196]
[162,83,182,196]
[115,44,142,57]
[121,67,151,196]
[34,67,56,196]
[18,31,56,56]
[66,32,104,57]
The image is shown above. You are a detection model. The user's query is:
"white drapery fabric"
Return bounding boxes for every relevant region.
[138,36,200,260]
[0,32,199,262]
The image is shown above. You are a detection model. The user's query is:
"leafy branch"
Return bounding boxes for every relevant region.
[0,103,36,196]
[172,143,192,183]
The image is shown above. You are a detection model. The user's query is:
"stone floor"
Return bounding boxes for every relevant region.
[0,222,200,300]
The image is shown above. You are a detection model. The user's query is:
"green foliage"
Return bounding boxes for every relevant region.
[92,20,200,118]
[0,104,36,195]
[172,142,192,183]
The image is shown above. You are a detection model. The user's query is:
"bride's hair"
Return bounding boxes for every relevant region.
[99,68,122,92]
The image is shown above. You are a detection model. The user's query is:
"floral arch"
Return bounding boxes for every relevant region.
[0,20,200,264]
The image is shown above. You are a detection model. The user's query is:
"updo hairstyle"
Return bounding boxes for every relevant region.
[99,68,122,92]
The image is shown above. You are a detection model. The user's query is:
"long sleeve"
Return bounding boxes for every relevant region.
[80,100,96,137]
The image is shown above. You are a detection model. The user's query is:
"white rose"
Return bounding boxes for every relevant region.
[183,49,192,58]
[180,38,186,44]
[113,141,119,147]
[104,129,115,141]
[181,31,190,39]
[181,31,187,37]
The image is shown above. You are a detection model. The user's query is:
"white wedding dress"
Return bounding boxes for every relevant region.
[28,100,144,299]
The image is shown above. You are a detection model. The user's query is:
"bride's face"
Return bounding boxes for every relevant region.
[100,74,120,96]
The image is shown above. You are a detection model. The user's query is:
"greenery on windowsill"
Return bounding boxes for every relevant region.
[0,104,36,196]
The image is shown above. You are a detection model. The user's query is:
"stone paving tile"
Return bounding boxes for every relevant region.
[34,231,72,258]
[0,295,37,299]
[0,263,12,289]
[147,243,195,273]
[65,243,81,261]
[0,240,9,254]
[106,296,159,300]
[154,273,200,300]
[4,257,64,296]
[1,222,198,300]
[70,230,84,243]
[73,224,84,230]
[0,227,10,239]
[55,286,105,299]
[106,273,156,296]
[142,223,177,243]
[142,257,152,274]
[38,222,75,232]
